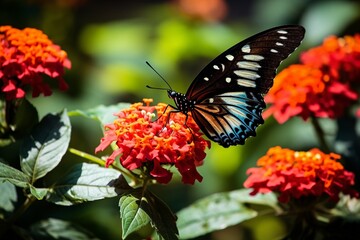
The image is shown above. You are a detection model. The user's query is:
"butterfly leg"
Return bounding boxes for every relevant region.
[153,104,174,122]
[183,113,196,142]
[165,107,181,125]
[156,104,195,143]
[155,104,181,126]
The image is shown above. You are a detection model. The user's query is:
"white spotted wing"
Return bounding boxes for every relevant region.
[185,25,305,147]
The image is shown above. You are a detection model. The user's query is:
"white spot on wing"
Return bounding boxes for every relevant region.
[213,65,220,70]
[225,77,231,83]
[243,55,264,61]
[221,64,225,72]
[217,92,248,104]
[271,49,278,53]
[237,61,261,71]
[226,54,234,61]
[277,30,288,34]
[276,42,284,46]
[234,70,260,80]
[241,44,251,53]
[225,105,247,118]
[280,36,287,40]
[237,79,257,88]
[204,77,209,81]
[209,98,214,103]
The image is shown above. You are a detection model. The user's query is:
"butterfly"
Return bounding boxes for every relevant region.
[147,25,305,147]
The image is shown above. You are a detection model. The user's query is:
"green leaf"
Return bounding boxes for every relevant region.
[68,103,131,126]
[0,161,30,187]
[0,138,12,147]
[143,191,178,240]
[151,231,164,240]
[0,181,17,213]
[119,192,151,239]
[20,110,71,182]
[177,189,279,239]
[29,185,49,200]
[229,189,280,211]
[330,194,360,220]
[119,190,178,240]
[30,218,100,240]
[12,98,39,139]
[47,163,121,206]
[0,98,38,145]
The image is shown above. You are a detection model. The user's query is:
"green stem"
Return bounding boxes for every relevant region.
[311,117,330,153]
[2,197,36,237]
[6,196,36,225]
[69,148,106,166]
[68,148,139,186]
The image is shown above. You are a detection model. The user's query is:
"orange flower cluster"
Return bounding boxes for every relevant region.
[0,26,71,99]
[264,35,360,123]
[244,147,358,203]
[95,99,210,184]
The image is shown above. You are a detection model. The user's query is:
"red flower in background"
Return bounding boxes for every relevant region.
[301,35,360,81]
[96,99,210,184]
[244,147,358,203]
[264,35,360,124]
[174,0,228,22]
[0,26,71,99]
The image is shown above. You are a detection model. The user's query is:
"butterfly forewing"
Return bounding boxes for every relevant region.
[186,25,305,100]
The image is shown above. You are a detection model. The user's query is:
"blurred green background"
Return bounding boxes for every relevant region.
[1,0,360,239]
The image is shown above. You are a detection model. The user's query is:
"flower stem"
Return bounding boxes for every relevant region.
[68,148,139,186]
[69,148,106,166]
[311,117,330,153]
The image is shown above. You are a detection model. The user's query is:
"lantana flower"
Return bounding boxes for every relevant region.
[95,99,211,185]
[244,146,358,203]
[0,26,71,99]
[264,35,360,124]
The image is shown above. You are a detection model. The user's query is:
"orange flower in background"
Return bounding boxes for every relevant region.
[301,35,360,81]
[263,65,357,123]
[0,26,71,99]
[244,147,358,203]
[95,99,210,184]
[174,0,228,22]
[264,35,360,124]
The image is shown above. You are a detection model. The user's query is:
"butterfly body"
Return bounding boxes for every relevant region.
[167,90,195,114]
[159,25,305,147]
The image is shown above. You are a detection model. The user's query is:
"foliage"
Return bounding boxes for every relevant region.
[1,1,360,240]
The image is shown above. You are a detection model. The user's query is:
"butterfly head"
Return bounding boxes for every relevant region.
[167,90,177,100]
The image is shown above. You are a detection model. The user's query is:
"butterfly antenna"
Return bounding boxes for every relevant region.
[146,61,172,90]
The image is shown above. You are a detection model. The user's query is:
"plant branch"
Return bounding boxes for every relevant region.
[311,117,330,153]
[6,196,36,225]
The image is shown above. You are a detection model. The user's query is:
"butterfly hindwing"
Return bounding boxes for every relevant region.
[191,92,265,147]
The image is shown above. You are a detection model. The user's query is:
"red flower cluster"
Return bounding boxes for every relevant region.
[264,35,360,124]
[95,99,210,184]
[244,146,358,203]
[0,26,71,99]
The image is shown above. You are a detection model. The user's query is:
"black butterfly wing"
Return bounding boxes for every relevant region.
[186,25,305,99]
[186,25,305,147]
